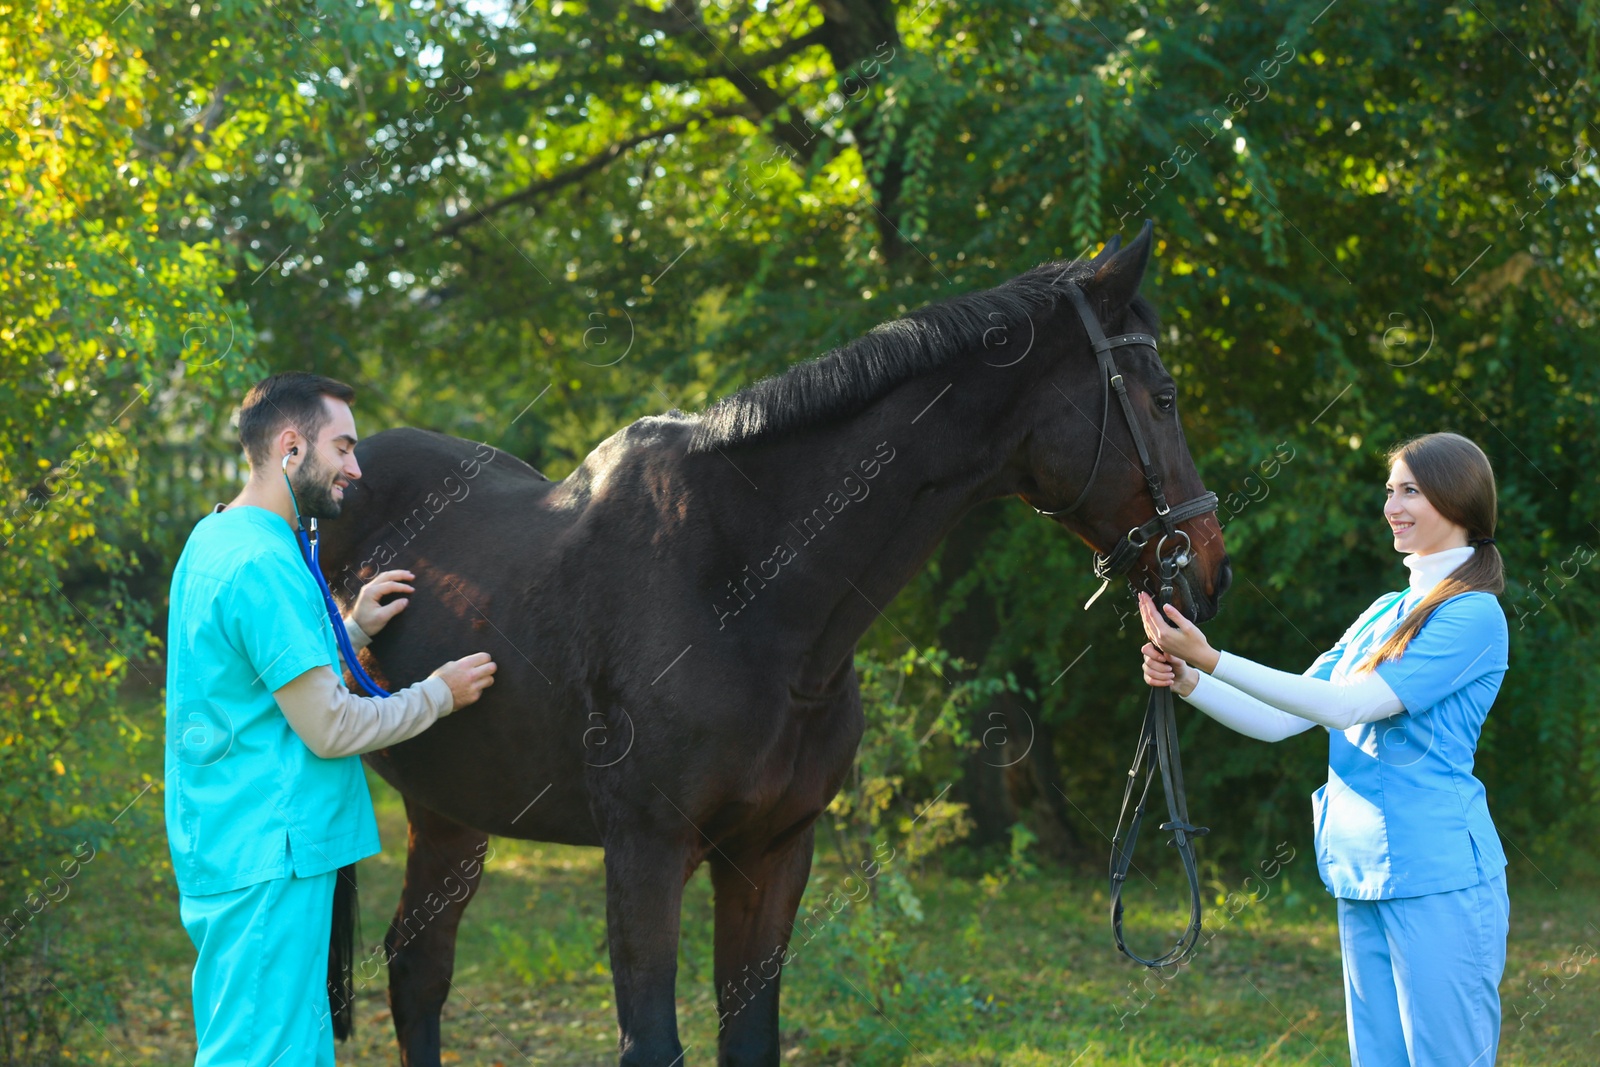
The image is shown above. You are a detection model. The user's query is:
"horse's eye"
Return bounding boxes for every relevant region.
[1155,393,1175,412]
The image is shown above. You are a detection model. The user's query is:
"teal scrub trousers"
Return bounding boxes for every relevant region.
[1337,844,1511,1067]
[179,849,338,1066]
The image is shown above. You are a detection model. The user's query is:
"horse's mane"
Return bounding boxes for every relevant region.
[684,260,1160,454]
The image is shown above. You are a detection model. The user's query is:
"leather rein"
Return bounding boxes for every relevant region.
[1032,283,1217,968]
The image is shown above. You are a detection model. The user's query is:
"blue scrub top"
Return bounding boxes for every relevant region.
[164,504,381,896]
[1304,588,1510,900]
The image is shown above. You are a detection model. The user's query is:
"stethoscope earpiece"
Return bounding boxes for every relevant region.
[280,447,305,530]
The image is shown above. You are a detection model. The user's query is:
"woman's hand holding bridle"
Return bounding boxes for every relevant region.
[1142,642,1199,698]
[1137,590,1221,675]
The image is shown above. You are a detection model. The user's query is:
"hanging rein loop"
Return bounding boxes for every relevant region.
[1107,620,1209,968]
[1029,282,1217,968]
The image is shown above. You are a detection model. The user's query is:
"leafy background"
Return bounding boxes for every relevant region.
[3,0,1598,1062]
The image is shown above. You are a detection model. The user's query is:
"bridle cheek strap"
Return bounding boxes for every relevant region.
[1032,284,1218,609]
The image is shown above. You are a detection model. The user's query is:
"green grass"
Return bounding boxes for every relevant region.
[55,768,1600,1065]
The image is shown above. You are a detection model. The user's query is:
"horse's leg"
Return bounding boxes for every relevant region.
[384,793,490,1067]
[604,831,692,1066]
[709,826,815,1067]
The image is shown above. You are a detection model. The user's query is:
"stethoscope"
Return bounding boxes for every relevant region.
[282,446,392,697]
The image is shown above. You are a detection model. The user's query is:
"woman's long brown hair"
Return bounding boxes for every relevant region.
[1353,432,1505,674]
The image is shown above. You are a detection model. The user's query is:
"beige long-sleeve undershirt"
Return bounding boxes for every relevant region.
[270,616,456,759]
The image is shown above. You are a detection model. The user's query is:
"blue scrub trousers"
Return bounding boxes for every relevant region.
[1337,844,1510,1067]
[179,846,338,1066]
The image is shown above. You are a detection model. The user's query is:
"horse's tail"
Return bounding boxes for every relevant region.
[327,862,361,1041]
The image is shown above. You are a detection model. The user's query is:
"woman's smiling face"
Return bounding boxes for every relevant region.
[1385,458,1468,555]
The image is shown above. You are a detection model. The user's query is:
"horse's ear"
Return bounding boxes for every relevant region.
[1088,234,1123,267]
[1091,220,1154,313]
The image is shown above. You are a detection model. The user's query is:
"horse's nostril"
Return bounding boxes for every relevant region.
[1216,560,1234,599]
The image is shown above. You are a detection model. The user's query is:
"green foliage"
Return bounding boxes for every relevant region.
[486,912,610,989]
[798,642,1043,1063]
[824,645,986,862]
[802,888,980,1066]
[0,0,263,1053]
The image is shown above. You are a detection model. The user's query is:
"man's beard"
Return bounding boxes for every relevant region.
[289,449,343,520]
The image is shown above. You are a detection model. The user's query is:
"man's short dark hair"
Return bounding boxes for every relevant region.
[237,372,357,469]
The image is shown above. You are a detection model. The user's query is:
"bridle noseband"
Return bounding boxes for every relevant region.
[1034,282,1219,969]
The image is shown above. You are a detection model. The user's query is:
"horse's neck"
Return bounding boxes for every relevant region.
[705,361,1027,692]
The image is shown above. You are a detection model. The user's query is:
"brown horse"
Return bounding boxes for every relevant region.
[316,223,1230,1066]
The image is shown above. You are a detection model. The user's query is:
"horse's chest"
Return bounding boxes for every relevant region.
[732,690,865,813]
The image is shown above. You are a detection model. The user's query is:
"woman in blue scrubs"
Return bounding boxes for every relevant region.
[1139,431,1511,1067]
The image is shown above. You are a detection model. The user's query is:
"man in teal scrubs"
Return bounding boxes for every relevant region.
[165,372,494,1065]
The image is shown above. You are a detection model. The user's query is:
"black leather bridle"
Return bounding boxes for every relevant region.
[1034,282,1217,969]
[1033,284,1219,610]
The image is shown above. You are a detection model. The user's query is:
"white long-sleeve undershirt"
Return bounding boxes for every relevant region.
[1182,658,1401,740]
[1175,544,1477,742]
[1182,670,1316,742]
[1211,650,1405,728]
[268,615,456,760]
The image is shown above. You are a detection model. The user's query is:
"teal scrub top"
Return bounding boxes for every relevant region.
[1306,588,1510,901]
[164,503,381,896]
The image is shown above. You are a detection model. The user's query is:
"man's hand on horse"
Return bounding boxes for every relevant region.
[1137,590,1220,674]
[348,568,416,638]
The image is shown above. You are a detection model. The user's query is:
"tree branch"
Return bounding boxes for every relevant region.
[739,25,831,75]
[175,78,236,172]
[619,24,829,89]
[627,0,707,37]
[430,106,752,241]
